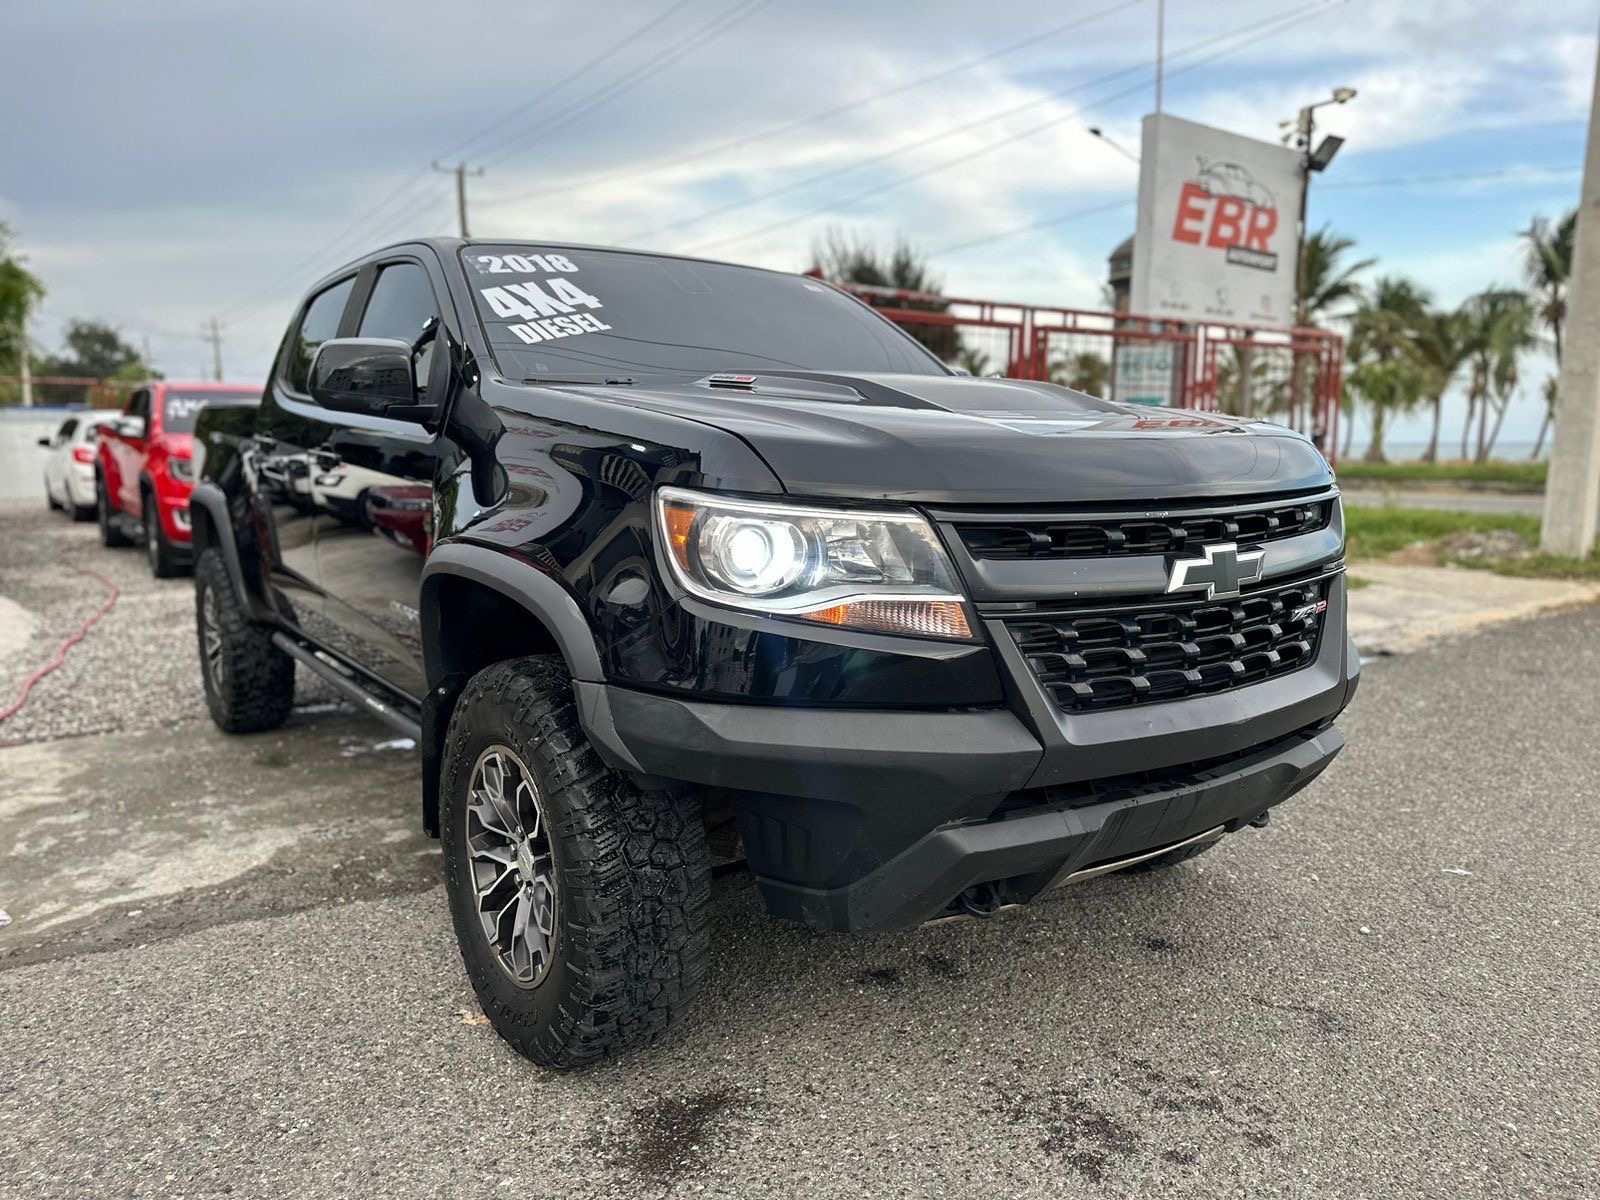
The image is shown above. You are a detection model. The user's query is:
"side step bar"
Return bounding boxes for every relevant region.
[269,632,422,741]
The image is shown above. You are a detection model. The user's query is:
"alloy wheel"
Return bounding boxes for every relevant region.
[465,746,558,988]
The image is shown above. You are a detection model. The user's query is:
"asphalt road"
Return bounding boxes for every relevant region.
[2,500,1598,1199]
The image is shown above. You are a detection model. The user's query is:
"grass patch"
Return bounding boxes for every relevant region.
[1345,574,1372,590]
[1335,460,1547,491]
[1343,505,1600,580]
[1342,507,1540,562]
[1468,552,1600,582]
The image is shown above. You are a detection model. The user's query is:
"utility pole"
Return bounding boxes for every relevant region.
[202,317,225,382]
[433,160,485,238]
[1542,31,1600,559]
[18,312,32,407]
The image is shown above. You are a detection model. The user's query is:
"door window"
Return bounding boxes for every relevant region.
[55,418,78,446]
[357,263,440,400]
[286,276,357,394]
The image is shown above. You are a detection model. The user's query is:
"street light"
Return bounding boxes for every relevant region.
[1088,126,1141,165]
[1282,87,1358,320]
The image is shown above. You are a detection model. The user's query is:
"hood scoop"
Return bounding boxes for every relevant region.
[699,371,942,407]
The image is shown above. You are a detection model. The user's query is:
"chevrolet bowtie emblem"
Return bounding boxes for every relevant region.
[1165,541,1266,601]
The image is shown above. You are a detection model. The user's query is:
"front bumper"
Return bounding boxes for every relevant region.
[581,585,1355,932]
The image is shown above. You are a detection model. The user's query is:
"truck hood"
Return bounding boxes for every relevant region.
[558,372,1332,504]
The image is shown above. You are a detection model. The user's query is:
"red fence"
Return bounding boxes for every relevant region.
[828,281,1344,462]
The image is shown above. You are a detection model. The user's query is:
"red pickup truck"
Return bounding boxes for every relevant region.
[96,381,261,576]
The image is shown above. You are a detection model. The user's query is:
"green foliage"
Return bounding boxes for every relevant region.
[811,228,960,361]
[1297,225,1372,326]
[1050,351,1108,397]
[0,221,47,378]
[39,319,149,379]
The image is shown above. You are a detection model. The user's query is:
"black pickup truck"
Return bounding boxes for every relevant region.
[189,238,1357,1069]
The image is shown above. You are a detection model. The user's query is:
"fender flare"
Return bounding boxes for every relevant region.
[187,483,253,611]
[419,541,605,687]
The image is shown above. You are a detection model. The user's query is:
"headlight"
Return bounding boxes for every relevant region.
[169,456,194,483]
[655,486,973,640]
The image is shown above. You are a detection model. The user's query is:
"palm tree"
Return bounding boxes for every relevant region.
[1534,374,1559,458]
[1051,351,1108,396]
[1346,277,1430,462]
[1297,226,1373,327]
[1519,209,1576,458]
[955,347,992,377]
[1410,307,1471,462]
[1295,228,1371,451]
[1348,357,1427,463]
[1460,289,1537,462]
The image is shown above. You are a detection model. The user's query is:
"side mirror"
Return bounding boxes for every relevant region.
[309,338,419,419]
[36,436,51,447]
[118,415,147,439]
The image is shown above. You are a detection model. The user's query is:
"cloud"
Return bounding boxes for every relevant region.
[0,0,1592,400]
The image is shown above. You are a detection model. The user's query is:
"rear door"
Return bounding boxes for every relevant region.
[45,417,77,497]
[306,256,444,699]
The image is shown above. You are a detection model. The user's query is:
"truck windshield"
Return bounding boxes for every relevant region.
[461,246,948,384]
[162,390,257,432]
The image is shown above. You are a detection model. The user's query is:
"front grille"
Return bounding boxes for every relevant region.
[956,498,1331,560]
[1008,576,1330,713]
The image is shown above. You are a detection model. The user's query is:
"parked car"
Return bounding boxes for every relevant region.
[190,239,1357,1069]
[40,412,115,520]
[96,381,261,576]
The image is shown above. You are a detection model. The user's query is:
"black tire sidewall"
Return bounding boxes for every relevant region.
[145,495,161,573]
[440,695,578,1051]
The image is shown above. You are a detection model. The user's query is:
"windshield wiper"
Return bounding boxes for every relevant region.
[522,376,635,386]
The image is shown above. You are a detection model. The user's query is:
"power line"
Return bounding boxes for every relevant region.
[1319,164,1579,190]
[431,0,697,165]
[481,0,1143,209]
[476,0,772,171]
[220,2,710,319]
[678,0,1343,255]
[930,198,1135,256]
[628,0,1339,249]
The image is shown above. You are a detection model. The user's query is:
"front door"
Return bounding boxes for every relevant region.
[305,257,444,701]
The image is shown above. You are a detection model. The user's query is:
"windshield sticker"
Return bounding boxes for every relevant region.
[476,256,614,346]
[469,253,578,275]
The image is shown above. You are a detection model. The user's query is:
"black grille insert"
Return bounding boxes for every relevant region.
[957,499,1331,560]
[1008,577,1330,712]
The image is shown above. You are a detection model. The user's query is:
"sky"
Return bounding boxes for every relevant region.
[2,0,1594,451]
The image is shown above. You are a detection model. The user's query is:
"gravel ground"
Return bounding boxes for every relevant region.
[1,499,1598,1198]
[0,501,332,744]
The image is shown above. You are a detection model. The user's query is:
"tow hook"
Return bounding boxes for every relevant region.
[957,882,1004,919]
[1249,810,1271,829]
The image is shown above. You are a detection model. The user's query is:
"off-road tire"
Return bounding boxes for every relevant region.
[45,482,61,512]
[145,492,183,578]
[1123,838,1218,873]
[440,655,711,1070]
[71,500,96,522]
[194,547,294,733]
[96,474,132,547]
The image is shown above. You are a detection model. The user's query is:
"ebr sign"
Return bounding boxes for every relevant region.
[1131,114,1304,328]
